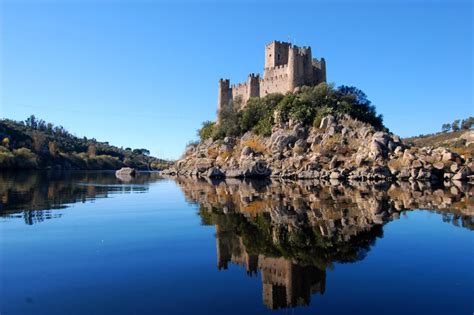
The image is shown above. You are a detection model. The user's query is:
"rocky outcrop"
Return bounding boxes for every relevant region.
[168,115,473,183]
[115,167,136,180]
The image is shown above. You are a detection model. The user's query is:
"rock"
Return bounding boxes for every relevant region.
[115,167,136,176]
[450,163,459,173]
[240,160,271,177]
[205,167,224,178]
[442,152,454,162]
[411,160,423,169]
[433,161,445,170]
[394,146,404,156]
[270,130,298,151]
[293,139,307,154]
[452,167,470,181]
[319,115,335,130]
[372,131,390,145]
[329,156,339,169]
[369,140,386,158]
[241,146,253,157]
[195,158,213,173]
[225,169,244,178]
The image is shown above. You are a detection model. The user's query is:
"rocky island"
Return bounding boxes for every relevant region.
[163,41,473,183]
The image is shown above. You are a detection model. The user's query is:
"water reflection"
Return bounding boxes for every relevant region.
[1,172,472,311]
[0,171,162,225]
[175,177,473,310]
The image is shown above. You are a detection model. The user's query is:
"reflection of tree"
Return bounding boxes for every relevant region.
[0,171,163,224]
[179,177,473,310]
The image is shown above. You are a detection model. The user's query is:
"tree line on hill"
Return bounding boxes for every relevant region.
[0,115,171,170]
[198,83,384,141]
[441,117,473,133]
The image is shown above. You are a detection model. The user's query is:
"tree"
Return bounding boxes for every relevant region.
[452,120,460,132]
[441,123,451,132]
[461,117,474,130]
[25,115,37,128]
[198,121,215,141]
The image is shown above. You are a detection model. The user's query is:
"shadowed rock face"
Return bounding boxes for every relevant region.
[174,177,473,310]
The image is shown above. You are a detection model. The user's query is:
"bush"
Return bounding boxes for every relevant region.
[198,121,215,141]
[0,146,15,168]
[198,83,384,142]
[13,148,38,169]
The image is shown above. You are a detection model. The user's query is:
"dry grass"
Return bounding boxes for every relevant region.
[207,146,219,159]
[240,137,269,155]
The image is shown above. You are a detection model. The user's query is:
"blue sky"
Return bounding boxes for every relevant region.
[1,0,472,159]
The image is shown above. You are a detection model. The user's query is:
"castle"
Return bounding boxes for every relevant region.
[217,40,326,117]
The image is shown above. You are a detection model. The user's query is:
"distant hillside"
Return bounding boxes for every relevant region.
[404,129,474,159]
[0,116,172,170]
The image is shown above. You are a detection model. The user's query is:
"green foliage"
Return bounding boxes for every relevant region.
[452,119,461,132]
[0,117,172,170]
[441,117,473,133]
[197,83,385,141]
[461,117,474,130]
[441,123,451,133]
[198,121,215,141]
[12,148,38,169]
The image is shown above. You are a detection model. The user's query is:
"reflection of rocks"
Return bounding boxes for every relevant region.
[186,177,473,310]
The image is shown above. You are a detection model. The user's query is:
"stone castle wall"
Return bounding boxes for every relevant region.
[218,40,327,117]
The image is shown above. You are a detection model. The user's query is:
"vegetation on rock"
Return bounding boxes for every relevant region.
[198,83,384,141]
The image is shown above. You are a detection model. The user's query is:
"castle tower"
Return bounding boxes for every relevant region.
[217,79,231,123]
[319,58,327,82]
[302,47,313,84]
[247,73,260,101]
[264,41,290,71]
[287,46,297,92]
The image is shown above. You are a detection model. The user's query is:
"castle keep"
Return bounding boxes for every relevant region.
[218,41,326,116]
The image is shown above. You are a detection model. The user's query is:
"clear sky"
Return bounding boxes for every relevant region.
[1,0,472,159]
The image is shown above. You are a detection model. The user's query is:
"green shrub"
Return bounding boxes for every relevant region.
[13,148,38,169]
[198,121,215,141]
[198,83,384,141]
[0,147,15,168]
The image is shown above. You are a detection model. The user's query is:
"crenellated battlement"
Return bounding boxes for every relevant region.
[217,40,327,122]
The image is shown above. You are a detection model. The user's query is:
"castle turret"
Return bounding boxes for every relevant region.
[303,47,313,84]
[247,73,260,102]
[319,58,327,82]
[217,79,231,123]
[287,47,297,92]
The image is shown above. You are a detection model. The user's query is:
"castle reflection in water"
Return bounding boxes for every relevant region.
[175,177,472,310]
[1,171,472,310]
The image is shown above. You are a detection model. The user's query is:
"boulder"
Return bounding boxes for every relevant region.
[270,130,298,151]
[369,140,386,158]
[205,167,224,178]
[241,146,253,157]
[411,160,423,169]
[319,115,336,130]
[115,167,136,176]
[452,167,470,181]
[433,161,445,170]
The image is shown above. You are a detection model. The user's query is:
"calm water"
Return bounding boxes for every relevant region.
[0,171,473,315]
